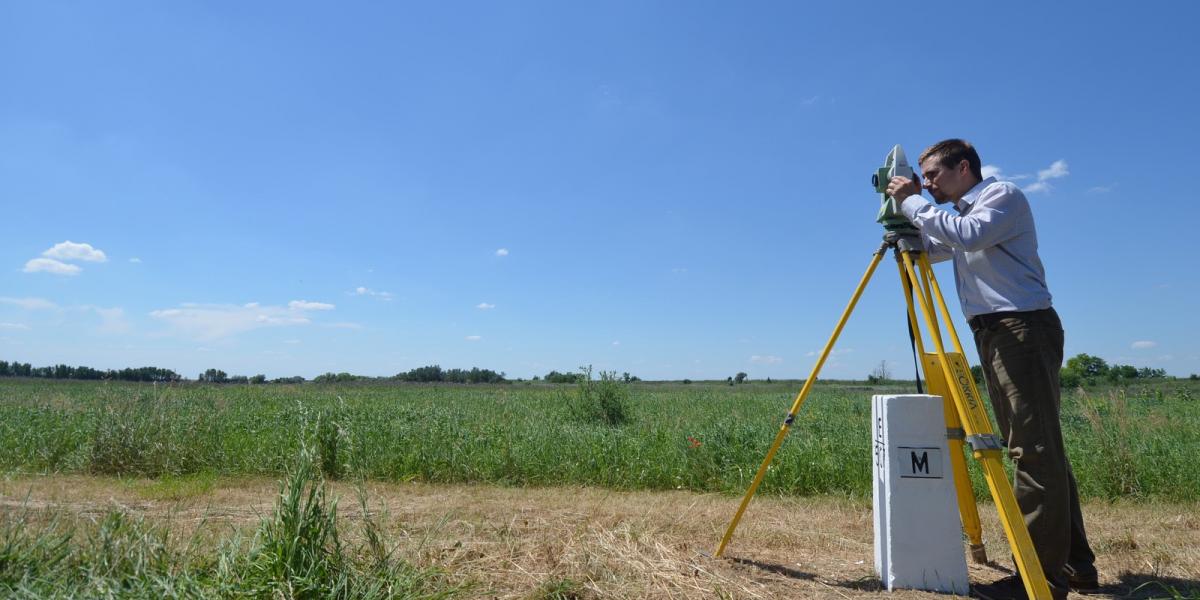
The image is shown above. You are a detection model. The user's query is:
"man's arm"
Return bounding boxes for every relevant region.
[922,232,954,263]
[899,183,1023,252]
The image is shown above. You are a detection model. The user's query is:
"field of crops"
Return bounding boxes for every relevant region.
[2,377,1197,502]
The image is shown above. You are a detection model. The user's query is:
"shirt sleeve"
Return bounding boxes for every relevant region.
[899,183,1024,252]
[922,231,954,263]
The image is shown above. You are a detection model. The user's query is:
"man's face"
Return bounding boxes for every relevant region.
[919,156,974,204]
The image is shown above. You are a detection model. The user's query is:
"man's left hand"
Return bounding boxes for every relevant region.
[887,174,922,203]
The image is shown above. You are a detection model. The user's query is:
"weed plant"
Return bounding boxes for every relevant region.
[567,366,631,427]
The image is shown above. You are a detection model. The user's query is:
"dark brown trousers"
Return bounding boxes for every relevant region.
[971,307,1096,592]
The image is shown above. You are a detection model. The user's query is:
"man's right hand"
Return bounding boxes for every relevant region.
[886,172,923,204]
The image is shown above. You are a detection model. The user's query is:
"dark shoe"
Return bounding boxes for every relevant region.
[973,574,1068,600]
[1064,565,1100,594]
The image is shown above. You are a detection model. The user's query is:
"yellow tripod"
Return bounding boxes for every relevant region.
[713,235,1053,600]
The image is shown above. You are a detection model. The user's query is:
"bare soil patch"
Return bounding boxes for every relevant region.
[2,475,1197,599]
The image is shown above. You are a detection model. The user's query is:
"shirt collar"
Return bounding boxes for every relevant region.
[954,176,997,214]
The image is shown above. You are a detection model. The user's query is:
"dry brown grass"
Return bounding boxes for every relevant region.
[2,475,1197,599]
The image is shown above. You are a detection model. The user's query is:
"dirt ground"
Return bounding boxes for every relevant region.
[2,476,1197,599]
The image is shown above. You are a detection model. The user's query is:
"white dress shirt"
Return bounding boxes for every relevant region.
[899,177,1052,319]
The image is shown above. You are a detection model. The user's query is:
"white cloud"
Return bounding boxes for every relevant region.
[1025,159,1069,194]
[283,339,301,345]
[751,355,783,364]
[1087,185,1114,194]
[151,301,329,340]
[43,241,107,263]
[476,302,495,310]
[495,248,509,257]
[612,340,621,346]
[23,258,81,276]
[1131,340,1157,350]
[0,297,58,310]
[288,300,335,311]
[353,287,393,300]
[465,335,482,341]
[0,323,30,330]
[1038,160,1069,181]
[129,257,142,263]
[980,165,1029,182]
[325,322,364,330]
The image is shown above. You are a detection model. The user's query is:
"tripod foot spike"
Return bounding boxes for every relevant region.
[970,543,988,564]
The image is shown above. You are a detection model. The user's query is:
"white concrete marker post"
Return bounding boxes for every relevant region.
[872,394,969,594]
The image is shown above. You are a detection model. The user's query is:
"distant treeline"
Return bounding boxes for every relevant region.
[0,361,182,382]
[1060,354,1170,387]
[392,365,507,383]
[0,359,653,386]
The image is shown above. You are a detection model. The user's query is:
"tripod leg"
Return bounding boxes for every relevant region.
[900,252,1052,600]
[921,353,989,563]
[714,245,888,558]
[902,261,988,563]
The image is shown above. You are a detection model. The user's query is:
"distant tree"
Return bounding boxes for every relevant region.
[544,370,580,384]
[868,360,892,384]
[314,372,360,383]
[199,368,228,383]
[1066,354,1108,378]
[228,375,250,384]
[1060,367,1082,389]
[734,372,748,384]
[1108,364,1139,382]
[970,365,984,386]
[271,375,306,384]
[393,365,506,383]
[250,374,267,384]
[726,376,733,386]
[398,365,444,382]
[682,379,692,385]
[1138,367,1167,379]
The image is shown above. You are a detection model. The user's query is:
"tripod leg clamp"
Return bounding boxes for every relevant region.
[966,434,1003,450]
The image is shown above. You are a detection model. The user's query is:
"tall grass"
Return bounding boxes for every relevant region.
[1,378,1197,501]
[0,442,462,599]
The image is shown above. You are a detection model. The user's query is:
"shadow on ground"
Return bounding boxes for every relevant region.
[731,558,1200,599]
[731,556,884,593]
[1104,573,1200,599]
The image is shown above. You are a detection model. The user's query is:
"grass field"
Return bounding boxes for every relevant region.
[2,377,1198,598]
[1,377,1197,501]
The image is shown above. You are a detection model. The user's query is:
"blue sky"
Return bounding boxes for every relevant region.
[2,2,1197,380]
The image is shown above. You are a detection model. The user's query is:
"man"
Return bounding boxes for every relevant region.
[884,139,1097,600]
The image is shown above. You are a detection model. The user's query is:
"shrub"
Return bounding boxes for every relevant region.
[568,366,631,426]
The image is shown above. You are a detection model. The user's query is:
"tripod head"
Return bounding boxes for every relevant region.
[873,145,920,235]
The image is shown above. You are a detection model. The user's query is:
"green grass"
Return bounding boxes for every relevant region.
[1,377,1198,501]
[0,444,463,599]
[0,444,463,597]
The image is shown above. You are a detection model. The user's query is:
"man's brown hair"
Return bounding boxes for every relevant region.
[919,139,983,181]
